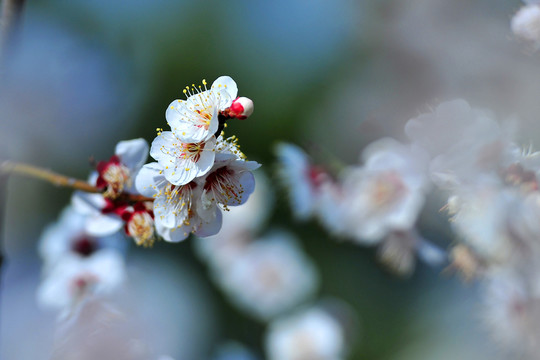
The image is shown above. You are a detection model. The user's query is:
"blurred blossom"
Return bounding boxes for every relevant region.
[215,230,319,320]
[275,138,442,276]
[405,99,514,189]
[511,4,540,49]
[264,305,348,360]
[341,138,430,244]
[2,250,215,359]
[449,184,518,264]
[481,269,540,358]
[37,206,127,318]
[37,250,126,319]
[38,206,126,270]
[275,142,329,221]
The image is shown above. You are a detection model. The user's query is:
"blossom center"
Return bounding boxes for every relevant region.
[179,142,206,163]
[204,166,244,208]
[127,211,155,247]
[370,172,406,208]
[72,236,98,257]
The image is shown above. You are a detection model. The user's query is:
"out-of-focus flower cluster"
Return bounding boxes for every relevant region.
[196,172,358,360]
[277,98,540,358]
[276,135,443,277]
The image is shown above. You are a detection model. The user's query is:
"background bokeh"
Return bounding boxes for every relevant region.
[1,0,538,359]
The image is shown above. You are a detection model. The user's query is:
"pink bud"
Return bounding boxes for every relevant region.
[229,97,254,120]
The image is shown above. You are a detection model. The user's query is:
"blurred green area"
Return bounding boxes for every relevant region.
[2,0,531,359]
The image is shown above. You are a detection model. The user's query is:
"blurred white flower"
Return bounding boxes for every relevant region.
[275,142,334,220]
[450,184,519,264]
[38,206,125,270]
[216,230,318,320]
[512,4,540,48]
[405,100,513,189]
[265,306,346,360]
[37,250,125,318]
[166,76,237,144]
[341,138,430,244]
[482,269,540,357]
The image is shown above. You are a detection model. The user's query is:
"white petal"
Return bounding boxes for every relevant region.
[212,76,238,106]
[155,220,190,243]
[135,162,164,197]
[85,214,124,237]
[71,192,105,215]
[115,138,149,172]
[194,208,223,237]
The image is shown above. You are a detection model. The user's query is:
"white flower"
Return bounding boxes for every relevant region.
[96,138,149,198]
[405,100,513,189]
[150,130,217,186]
[481,269,540,356]
[200,153,260,212]
[165,76,238,143]
[512,5,540,47]
[71,138,149,236]
[341,138,430,244]
[71,191,126,237]
[275,142,332,220]
[37,250,125,317]
[450,183,518,264]
[265,306,346,360]
[194,171,273,270]
[135,162,222,242]
[215,230,318,320]
[38,206,125,269]
[121,202,156,247]
[315,180,348,237]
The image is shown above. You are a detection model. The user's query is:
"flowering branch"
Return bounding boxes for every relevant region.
[0,161,154,202]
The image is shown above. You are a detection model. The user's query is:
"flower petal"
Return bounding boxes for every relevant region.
[115,138,149,173]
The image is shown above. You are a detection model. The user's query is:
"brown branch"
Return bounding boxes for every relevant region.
[0,161,154,203]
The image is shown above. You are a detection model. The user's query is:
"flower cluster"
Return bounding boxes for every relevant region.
[136,76,259,242]
[37,206,126,319]
[195,171,357,359]
[34,76,259,333]
[277,98,540,357]
[276,139,443,277]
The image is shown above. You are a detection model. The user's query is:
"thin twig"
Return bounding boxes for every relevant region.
[0,174,7,355]
[0,0,25,70]
[0,161,154,203]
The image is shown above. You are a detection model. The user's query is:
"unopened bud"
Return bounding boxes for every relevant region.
[229,97,254,120]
